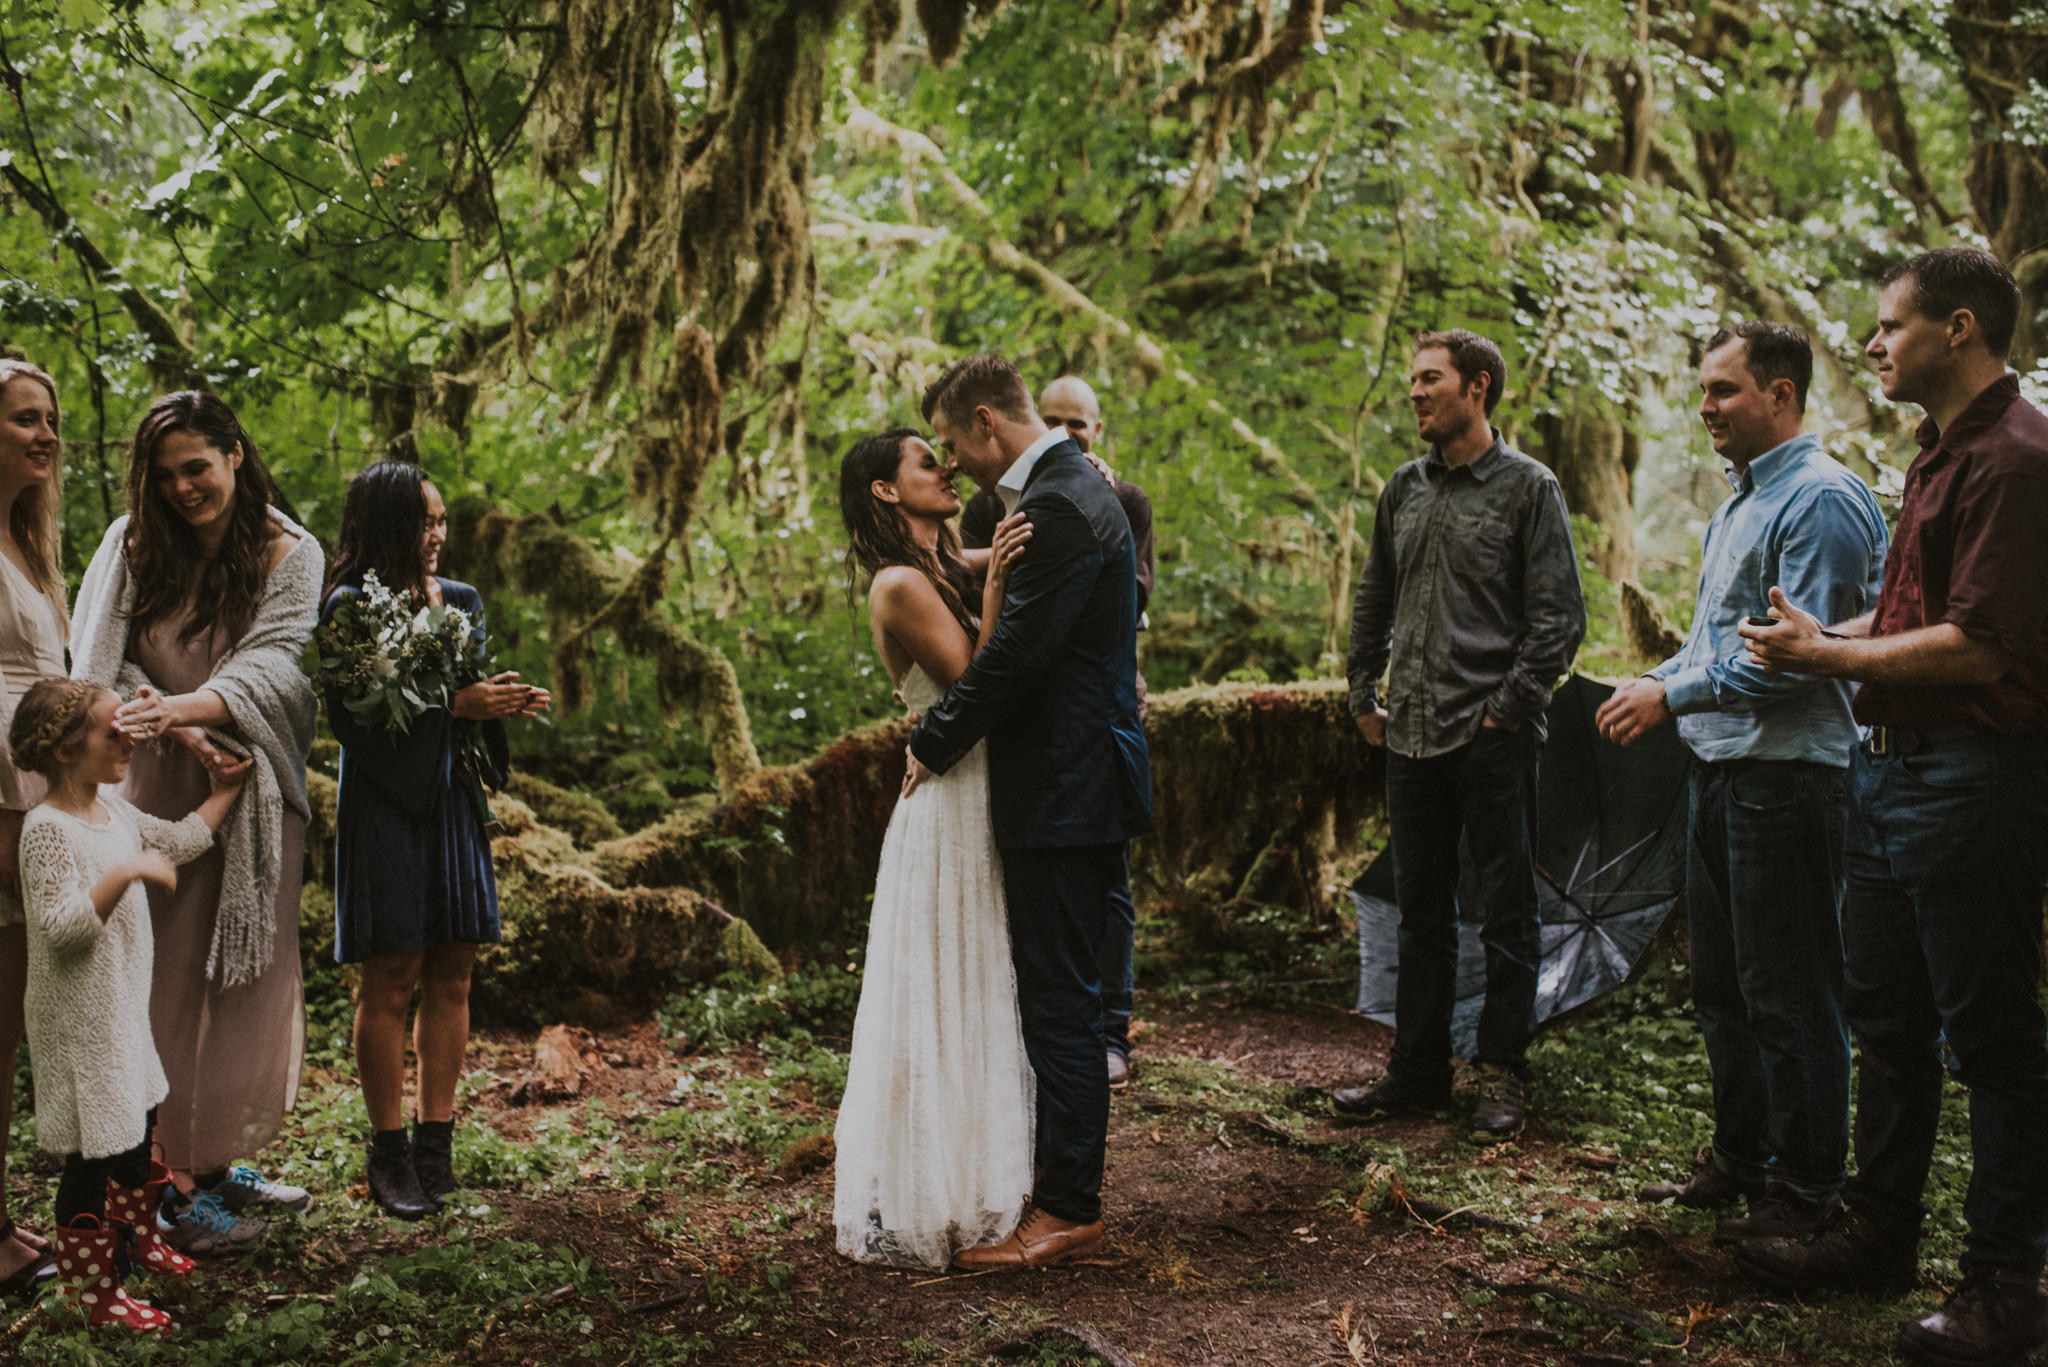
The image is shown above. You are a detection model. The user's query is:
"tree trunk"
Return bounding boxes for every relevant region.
[1947,1,2048,369]
[1533,410,1638,582]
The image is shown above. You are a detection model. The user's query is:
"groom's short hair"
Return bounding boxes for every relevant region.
[922,353,1036,430]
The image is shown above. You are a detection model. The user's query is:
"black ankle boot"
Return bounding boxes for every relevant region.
[365,1131,435,1221]
[410,1120,456,1207]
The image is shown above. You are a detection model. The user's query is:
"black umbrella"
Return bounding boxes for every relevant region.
[1353,674,1689,1056]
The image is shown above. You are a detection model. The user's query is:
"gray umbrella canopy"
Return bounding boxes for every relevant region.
[1353,675,1689,1056]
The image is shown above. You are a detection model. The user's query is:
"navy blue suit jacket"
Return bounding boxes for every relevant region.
[910,439,1153,849]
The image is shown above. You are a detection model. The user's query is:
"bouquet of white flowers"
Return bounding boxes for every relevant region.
[302,569,500,828]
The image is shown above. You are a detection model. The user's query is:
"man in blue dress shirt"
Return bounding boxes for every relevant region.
[1597,322,1887,1241]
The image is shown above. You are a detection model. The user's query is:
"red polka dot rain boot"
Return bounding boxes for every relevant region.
[105,1162,196,1277]
[50,1215,173,1333]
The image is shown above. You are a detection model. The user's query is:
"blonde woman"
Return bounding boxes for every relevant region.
[0,358,71,1296]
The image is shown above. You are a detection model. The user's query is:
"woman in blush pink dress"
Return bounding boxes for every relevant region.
[71,391,322,1256]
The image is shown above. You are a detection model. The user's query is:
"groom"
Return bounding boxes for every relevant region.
[905,353,1153,1269]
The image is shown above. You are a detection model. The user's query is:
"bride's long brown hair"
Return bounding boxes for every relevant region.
[838,428,976,637]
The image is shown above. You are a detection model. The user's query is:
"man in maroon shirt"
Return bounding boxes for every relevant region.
[1737,248,2048,1367]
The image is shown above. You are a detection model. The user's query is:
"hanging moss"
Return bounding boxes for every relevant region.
[466,507,761,793]
[1620,579,1685,662]
[916,0,1008,66]
[861,0,903,81]
[631,321,723,542]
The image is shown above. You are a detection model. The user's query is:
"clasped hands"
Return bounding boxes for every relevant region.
[116,686,251,787]
[1594,587,1830,746]
[453,671,552,721]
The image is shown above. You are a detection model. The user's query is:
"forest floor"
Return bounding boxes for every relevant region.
[1,963,1998,1367]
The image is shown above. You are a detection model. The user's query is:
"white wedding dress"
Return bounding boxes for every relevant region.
[833,663,1035,1270]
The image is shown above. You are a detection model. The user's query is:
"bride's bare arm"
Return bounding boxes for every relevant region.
[870,568,974,687]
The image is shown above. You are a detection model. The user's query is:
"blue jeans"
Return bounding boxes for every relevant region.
[1382,724,1542,1082]
[1686,759,1850,1197]
[1840,732,2048,1274]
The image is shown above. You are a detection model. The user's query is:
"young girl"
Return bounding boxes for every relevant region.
[322,462,547,1220]
[10,678,246,1331]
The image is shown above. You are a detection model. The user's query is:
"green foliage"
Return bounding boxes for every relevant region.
[13,1232,604,1365]
[657,960,863,1051]
[2,0,2007,797]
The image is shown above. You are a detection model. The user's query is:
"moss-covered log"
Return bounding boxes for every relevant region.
[301,782,779,1026]
[1139,681,1383,948]
[591,714,916,950]
[593,680,1384,951]
[304,682,1382,1005]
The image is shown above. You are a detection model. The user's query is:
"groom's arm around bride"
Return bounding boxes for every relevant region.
[907,353,1151,1268]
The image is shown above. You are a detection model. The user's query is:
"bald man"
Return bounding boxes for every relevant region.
[961,376,1153,1090]
[964,377,1154,618]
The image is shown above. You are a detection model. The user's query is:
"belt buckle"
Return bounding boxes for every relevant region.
[1868,725,1890,757]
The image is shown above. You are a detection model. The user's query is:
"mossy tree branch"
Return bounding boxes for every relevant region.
[463,507,762,795]
[837,98,1335,515]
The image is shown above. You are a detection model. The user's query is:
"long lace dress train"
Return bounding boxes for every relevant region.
[833,665,1034,1270]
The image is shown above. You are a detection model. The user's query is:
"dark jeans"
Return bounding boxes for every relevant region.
[1686,759,1849,1196]
[55,1109,156,1226]
[1383,724,1542,1082]
[1104,853,1135,1060]
[1839,732,2048,1275]
[1001,842,1128,1225]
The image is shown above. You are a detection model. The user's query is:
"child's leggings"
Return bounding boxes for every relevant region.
[54,1109,156,1226]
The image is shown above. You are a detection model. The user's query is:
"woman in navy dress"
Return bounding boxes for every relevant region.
[321,462,548,1219]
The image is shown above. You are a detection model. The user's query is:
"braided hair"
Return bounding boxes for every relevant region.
[7,677,110,778]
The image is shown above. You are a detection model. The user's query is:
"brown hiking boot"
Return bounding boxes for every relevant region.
[1714,1188,1840,1245]
[953,1207,1104,1270]
[1897,1265,2048,1367]
[1330,1073,1452,1121]
[1731,1204,1918,1296]
[1641,1149,1763,1208]
[1468,1065,1528,1140]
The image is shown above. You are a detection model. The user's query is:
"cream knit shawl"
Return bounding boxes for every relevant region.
[71,511,322,988]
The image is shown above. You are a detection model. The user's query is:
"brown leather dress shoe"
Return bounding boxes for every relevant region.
[954,1207,1105,1270]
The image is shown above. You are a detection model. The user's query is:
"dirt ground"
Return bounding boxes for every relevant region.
[5,994,1930,1365]
[453,997,1892,1367]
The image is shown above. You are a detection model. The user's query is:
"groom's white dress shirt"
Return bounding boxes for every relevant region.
[995,427,1068,516]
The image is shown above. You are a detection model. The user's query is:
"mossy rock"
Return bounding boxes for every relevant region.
[505,772,627,846]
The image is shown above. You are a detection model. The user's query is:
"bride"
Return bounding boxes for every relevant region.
[832,427,1035,1270]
